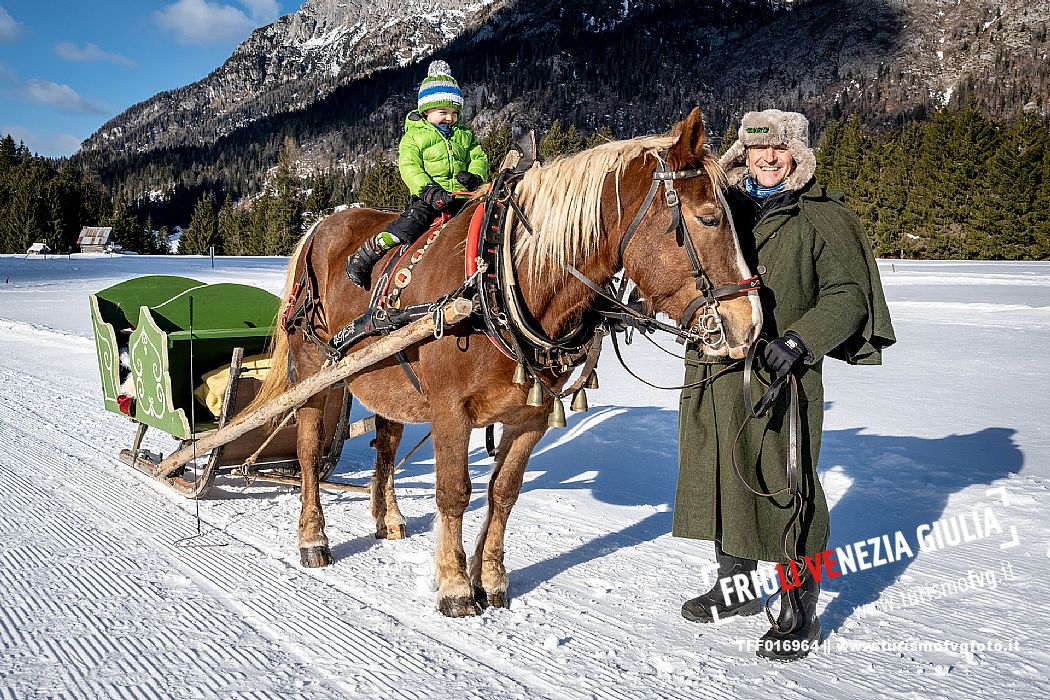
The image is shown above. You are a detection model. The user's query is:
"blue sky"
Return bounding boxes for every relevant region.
[0,0,301,158]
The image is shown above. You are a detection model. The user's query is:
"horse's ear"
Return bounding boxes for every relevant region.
[667,107,707,170]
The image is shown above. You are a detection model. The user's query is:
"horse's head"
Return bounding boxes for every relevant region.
[620,108,762,358]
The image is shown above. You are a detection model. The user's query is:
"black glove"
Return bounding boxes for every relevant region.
[455,171,484,191]
[420,184,453,211]
[608,299,649,334]
[762,331,810,378]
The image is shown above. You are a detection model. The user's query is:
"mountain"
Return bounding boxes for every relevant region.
[82,0,508,155]
[73,0,1049,223]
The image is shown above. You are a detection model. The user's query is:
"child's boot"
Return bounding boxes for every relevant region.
[346,237,387,289]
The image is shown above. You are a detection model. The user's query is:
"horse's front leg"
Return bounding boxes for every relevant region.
[470,413,548,609]
[297,394,332,567]
[431,412,477,617]
[371,416,407,539]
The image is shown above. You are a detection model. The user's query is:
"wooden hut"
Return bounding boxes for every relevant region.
[78,226,114,253]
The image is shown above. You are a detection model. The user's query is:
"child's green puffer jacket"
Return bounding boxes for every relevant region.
[398,110,488,196]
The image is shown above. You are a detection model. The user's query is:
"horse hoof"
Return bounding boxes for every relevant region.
[438,595,480,618]
[486,591,509,609]
[472,586,509,610]
[376,524,407,540]
[300,545,333,568]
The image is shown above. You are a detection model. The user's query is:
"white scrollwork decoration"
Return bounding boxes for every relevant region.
[131,328,168,420]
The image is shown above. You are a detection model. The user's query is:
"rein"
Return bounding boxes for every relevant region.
[732,340,807,634]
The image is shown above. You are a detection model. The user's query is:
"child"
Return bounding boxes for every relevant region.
[346,60,489,289]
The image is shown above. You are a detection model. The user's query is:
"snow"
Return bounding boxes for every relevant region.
[0,255,1048,698]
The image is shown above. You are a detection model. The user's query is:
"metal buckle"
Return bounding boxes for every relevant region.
[665,187,679,208]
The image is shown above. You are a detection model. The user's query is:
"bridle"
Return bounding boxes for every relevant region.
[469,150,763,409]
[566,155,760,353]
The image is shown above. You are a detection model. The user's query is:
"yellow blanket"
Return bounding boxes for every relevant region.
[193,353,272,417]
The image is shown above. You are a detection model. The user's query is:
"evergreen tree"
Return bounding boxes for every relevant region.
[970,112,1046,259]
[562,125,585,155]
[539,119,566,159]
[304,171,334,217]
[870,132,911,257]
[246,194,271,255]
[181,194,217,255]
[158,225,172,254]
[218,195,245,255]
[482,122,511,169]
[815,120,843,185]
[585,126,615,149]
[0,135,16,171]
[265,137,305,255]
[359,153,408,208]
[107,195,140,252]
[718,121,738,157]
[1032,143,1050,258]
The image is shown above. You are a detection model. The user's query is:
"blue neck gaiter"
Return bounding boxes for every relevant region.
[744,174,787,199]
[434,123,452,139]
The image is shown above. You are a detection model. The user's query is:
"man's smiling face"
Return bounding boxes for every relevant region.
[746,145,795,188]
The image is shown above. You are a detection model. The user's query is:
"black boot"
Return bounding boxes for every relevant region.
[346,238,385,289]
[756,571,821,661]
[681,542,762,623]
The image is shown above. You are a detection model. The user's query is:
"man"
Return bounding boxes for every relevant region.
[673,110,895,661]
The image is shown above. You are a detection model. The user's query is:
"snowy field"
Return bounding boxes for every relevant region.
[0,254,1048,699]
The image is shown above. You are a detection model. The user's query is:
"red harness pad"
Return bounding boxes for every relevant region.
[465,204,485,277]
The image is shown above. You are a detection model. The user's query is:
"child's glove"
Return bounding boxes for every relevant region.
[420,184,453,211]
[455,171,484,191]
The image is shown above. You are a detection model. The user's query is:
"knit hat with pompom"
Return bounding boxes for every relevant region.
[417,60,464,114]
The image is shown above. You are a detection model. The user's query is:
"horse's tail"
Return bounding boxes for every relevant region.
[244,230,313,415]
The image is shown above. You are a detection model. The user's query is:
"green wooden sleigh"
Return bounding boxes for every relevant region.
[89,275,372,498]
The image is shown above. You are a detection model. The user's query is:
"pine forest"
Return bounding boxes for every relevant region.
[1,105,1048,260]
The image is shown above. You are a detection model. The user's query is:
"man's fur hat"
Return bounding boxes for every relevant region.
[719,109,816,191]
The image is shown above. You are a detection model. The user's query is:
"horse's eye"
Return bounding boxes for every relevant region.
[697,214,721,227]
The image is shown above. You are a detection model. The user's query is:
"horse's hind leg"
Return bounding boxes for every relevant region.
[297,394,332,567]
[470,413,548,609]
[371,416,407,540]
[431,412,477,617]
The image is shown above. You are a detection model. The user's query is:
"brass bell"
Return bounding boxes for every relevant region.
[548,399,567,428]
[512,363,528,385]
[526,381,544,407]
[585,371,599,390]
[570,389,589,413]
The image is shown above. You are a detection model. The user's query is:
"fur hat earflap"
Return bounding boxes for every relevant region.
[718,109,816,191]
[417,60,464,114]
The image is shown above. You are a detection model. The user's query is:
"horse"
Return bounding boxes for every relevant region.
[251,107,762,617]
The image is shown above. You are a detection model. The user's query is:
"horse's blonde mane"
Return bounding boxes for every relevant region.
[510,134,725,280]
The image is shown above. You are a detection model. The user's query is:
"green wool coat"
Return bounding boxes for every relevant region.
[398,110,489,196]
[672,179,895,563]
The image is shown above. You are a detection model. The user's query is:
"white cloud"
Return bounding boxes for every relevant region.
[0,6,21,43]
[240,0,280,20]
[0,124,83,157]
[154,0,282,46]
[0,65,107,115]
[55,42,137,67]
[22,79,107,114]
